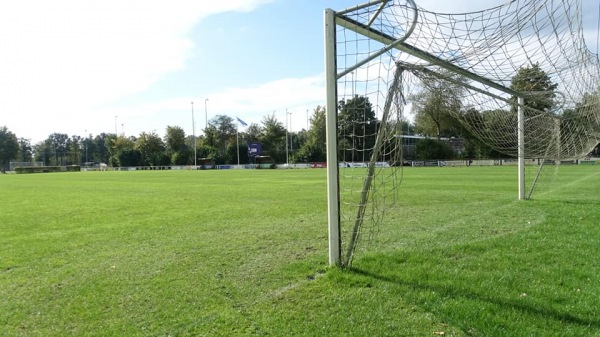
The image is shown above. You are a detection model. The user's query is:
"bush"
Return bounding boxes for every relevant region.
[416,138,455,160]
[14,165,79,174]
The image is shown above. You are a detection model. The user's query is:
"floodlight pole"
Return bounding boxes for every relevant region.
[518,96,525,200]
[325,8,341,266]
[286,109,289,166]
[84,130,88,163]
[205,99,209,133]
[192,102,197,167]
[289,110,293,164]
[307,109,309,132]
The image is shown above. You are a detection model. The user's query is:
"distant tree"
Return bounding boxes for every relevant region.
[245,123,262,143]
[259,113,287,163]
[203,115,237,164]
[108,135,134,167]
[165,126,186,152]
[309,105,327,146]
[292,105,327,163]
[33,141,52,165]
[510,62,558,115]
[135,131,166,166]
[338,96,378,162]
[415,138,455,160]
[0,126,19,171]
[118,148,142,167]
[17,138,33,162]
[66,135,82,165]
[458,108,505,159]
[47,133,69,166]
[165,126,190,165]
[92,133,111,164]
[410,72,464,139]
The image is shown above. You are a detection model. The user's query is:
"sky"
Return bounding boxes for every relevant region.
[2,0,599,144]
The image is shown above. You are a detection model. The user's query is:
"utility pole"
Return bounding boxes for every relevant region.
[285,109,289,166]
[205,99,209,133]
[192,102,197,167]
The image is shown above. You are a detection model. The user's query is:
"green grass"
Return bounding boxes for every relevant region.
[1,166,599,336]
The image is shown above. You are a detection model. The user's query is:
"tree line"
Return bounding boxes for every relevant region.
[0,108,328,170]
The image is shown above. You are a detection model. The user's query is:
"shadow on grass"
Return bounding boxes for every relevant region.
[533,198,600,206]
[350,264,600,330]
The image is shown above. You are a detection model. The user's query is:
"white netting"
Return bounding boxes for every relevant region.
[331,0,600,265]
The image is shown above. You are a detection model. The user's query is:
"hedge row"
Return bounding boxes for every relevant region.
[15,166,81,174]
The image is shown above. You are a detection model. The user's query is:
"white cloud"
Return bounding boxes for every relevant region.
[0,0,274,142]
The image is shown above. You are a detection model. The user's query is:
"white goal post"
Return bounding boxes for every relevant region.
[324,0,600,266]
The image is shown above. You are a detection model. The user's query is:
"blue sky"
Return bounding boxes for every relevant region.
[2,0,599,143]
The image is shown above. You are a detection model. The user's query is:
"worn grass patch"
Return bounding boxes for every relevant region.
[1,166,599,336]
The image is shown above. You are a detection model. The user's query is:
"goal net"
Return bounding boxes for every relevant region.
[325,0,600,266]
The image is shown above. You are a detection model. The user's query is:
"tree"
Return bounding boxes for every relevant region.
[292,105,327,163]
[415,138,455,160]
[245,123,262,143]
[135,131,166,166]
[510,62,558,115]
[165,126,191,165]
[17,138,33,162]
[259,113,286,163]
[203,115,237,164]
[66,135,82,165]
[33,140,52,165]
[0,126,19,171]
[459,108,506,159]
[46,133,69,166]
[338,95,378,162]
[107,135,134,167]
[410,73,464,139]
[90,133,111,164]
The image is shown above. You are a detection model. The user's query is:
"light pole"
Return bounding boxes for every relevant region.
[84,129,88,164]
[192,101,197,167]
[204,98,209,132]
[285,109,289,166]
[114,116,118,135]
[288,110,293,165]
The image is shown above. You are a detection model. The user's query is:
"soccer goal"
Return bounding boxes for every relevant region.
[325,0,600,266]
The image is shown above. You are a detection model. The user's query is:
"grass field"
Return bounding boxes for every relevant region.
[1,166,599,336]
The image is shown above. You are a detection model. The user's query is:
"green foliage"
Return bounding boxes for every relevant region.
[14,165,80,173]
[415,138,455,160]
[510,62,558,114]
[258,113,287,163]
[203,115,238,165]
[117,148,142,167]
[410,72,464,139]
[134,131,165,166]
[108,135,134,166]
[170,149,191,165]
[562,89,600,148]
[91,133,111,164]
[462,137,504,159]
[16,138,33,162]
[293,106,327,162]
[338,96,378,162]
[0,126,19,170]
[165,126,190,165]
